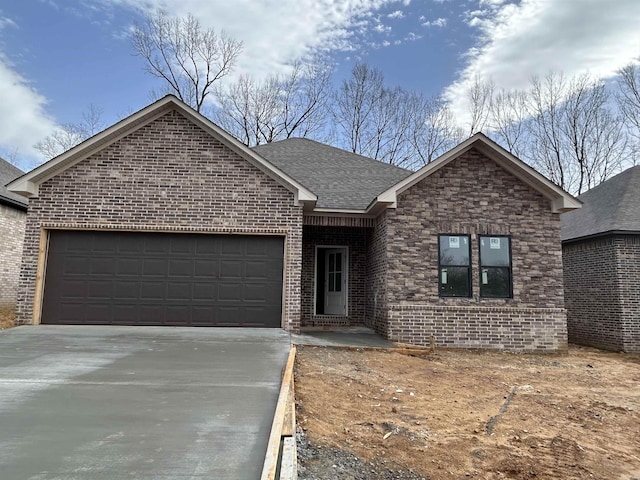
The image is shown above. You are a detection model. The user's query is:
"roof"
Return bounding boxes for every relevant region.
[252,138,411,211]
[375,133,582,214]
[561,165,640,241]
[0,157,27,210]
[6,95,316,206]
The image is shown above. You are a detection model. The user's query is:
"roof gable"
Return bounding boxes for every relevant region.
[0,157,27,209]
[561,165,640,241]
[375,133,581,214]
[252,138,410,211]
[7,96,316,206]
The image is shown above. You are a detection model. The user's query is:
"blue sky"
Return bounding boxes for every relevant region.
[1,0,639,170]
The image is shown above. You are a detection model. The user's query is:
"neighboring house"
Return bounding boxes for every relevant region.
[7,96,580,351]
[561,166,640,353]
[0,157,28,313]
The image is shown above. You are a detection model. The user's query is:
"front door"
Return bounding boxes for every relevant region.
[324,248,347,315]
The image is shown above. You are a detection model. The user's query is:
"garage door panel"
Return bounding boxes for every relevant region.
[85,304,112,323]
[140,282,165,300]
[143,258,167,276]
[219,260,243,279]
[167,282,191,301]
[64,257,90,275]
[170,236,194,254]
[42,231,283,327]
[116,258,141,276]
[193,283,215,300]
[194,260,217,278]
[218,283,242,302]
[168,259,193,277]
[87,280,113,299]
[59,280,87,299]
[139,305,165,324]
[118,236,145,254]
[114,281,139,299]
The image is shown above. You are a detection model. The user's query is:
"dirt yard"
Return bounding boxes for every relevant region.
[295,345,640,480]
[0,306,16,330]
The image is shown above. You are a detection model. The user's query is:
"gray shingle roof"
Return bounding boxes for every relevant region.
[0,157,27,209]
[561,165,640,241]
[252,138,411,210]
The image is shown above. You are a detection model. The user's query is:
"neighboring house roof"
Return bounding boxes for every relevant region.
[561,165,640,242]
[375,133,581,214]
[0,157,27,210]
[6,95,317,207]
[252,138,411,211]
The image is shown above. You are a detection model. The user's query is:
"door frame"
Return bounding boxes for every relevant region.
[313,245,349,316]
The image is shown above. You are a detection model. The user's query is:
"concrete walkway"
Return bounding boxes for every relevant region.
[0,326,291,480]
[291,326,395,348]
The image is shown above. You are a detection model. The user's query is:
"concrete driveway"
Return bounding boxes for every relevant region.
[0,326,291,480]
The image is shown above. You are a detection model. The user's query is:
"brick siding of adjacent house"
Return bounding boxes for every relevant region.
[383,148,567,351]
[15,109,303,331]
[563,234,640,353]
[300,225,367,327]
[0,203,26,309]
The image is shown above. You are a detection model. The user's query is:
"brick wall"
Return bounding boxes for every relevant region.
[384,148,567,351]
[365,211,389,336]
[16,109,303,330]
[618,236,640,352]
[0,203,26,308]
[300,225,367,327]
[563,234,639,352]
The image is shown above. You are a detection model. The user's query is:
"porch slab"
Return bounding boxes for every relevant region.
[291,327,394,348]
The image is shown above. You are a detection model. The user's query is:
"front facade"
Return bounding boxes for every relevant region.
[561,166,640,353]
[9,96,579,351]
[0,158,27,315]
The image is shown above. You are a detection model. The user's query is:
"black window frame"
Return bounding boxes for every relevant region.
[478,235,513,299]
[438,234,472,298]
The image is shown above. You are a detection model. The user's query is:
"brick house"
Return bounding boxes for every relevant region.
[0,157,27,315]
[561,166,640,353]
[8,96,580,351]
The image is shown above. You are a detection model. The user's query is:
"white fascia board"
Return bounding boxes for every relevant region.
[7,98,177,198]
[368,133,581,214]
[7,96,317,206]
[179,106,317,206]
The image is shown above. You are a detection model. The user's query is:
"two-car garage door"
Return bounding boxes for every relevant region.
[41,231,284,327]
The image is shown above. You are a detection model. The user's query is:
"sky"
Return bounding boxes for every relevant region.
[0,0,639,170]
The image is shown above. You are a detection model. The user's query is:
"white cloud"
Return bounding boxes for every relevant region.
[0,41,58,166]
[422,17,447,27]
[106,0,406,80]
[0,16,17,30]
[387,10,404,19]
[374,23,391,33]
[444,0,640,124]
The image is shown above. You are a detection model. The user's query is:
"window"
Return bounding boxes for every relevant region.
[438,235,471,297]
[479,236,512,298]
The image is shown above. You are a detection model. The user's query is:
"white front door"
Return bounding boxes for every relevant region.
[324,248,347,315]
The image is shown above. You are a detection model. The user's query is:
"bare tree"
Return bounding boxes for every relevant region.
[34,105,105,161]
[410,95,464,166]
[467,74,494,135]
[526,72,628,194]
[131,10,242,112]
[488,88,529,157]
[214,61,332,145]
[616,62,640,160]
[333,62,385,154]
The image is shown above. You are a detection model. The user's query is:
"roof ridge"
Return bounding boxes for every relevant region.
[252,137,412,174]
